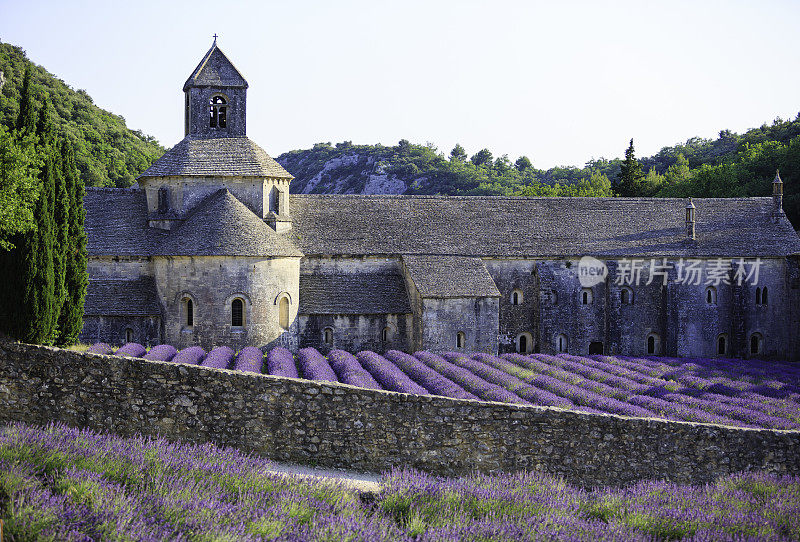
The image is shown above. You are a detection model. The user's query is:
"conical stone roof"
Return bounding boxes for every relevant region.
[183,42,247,90]
[138,136,293,179]
[154,189,302,257]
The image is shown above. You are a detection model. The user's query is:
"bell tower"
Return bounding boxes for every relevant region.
[183,37,248,137]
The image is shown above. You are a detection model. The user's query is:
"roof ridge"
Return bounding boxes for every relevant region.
[289,194,774,202]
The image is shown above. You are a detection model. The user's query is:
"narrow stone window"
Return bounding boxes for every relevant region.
[183,298,194,327]
[761,287,768,306]
[456,331,465,349]
[647,333,661,355]
[324,327,333,345]
[620,286,633,305]
[717,334,727,356]
[157,186,170,213]
[269,186,281,215]
[556,334,568,353]
[581,288,593,305]
[125,328,134,344]
[209,95,227,128]
[755,287,762,306]
[382,327,389,342]
[516,332,532,354]
[750,333,763,355]
[511,289,523,305]
[706,286,717,305]
[279,297,290,330]
[231,298,244,327]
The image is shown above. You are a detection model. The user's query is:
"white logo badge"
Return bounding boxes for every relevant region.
[578,256,608,287]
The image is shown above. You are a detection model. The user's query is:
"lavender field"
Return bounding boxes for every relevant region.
[90,342,800,431]
[1,422,798,541]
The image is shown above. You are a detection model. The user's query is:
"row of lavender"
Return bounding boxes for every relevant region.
[4,422,798,541]
[87,342,800,430]
[87,342,263,373]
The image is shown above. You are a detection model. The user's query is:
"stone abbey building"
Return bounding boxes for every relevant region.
[81,42,800,360]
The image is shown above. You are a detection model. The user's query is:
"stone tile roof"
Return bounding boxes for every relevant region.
[288,195,800,258]
[298,273,411,315]
[402,255,500,298]
[84,188,167,256]
[154,190,303,257]
[84,277,161,316]
[138,136,293,179]
[183,43,248,90]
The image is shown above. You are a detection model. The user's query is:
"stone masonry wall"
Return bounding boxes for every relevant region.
[1,341,798,488]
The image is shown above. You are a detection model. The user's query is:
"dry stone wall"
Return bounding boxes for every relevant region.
[0,341,798,487]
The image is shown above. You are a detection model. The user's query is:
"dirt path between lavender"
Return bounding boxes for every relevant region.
[265,462,383,496]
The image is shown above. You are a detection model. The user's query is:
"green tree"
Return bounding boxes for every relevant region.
[515,156,532,171]
[616,139,645,196]
[470,148,493,166]
[450,143,467,162]
[0,126,40,249]
[14,66,36,134]
[56,138,87,345]
[11,150,57,344]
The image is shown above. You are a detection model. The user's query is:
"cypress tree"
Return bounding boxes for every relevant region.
[51,137,69,338]
[15,66,37,135]
[616,139,645,196]
[16,150,56,343]
[56,138,87,345]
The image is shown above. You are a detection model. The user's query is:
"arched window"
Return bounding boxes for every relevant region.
[269,186,281,215]
[717,334,728,356]
[706,286,717,305]
[647,333,661,355]
[125,328,134,344]
[382,327,390,342]
[279,297,290,330]
[762,287,768,305]
[324,327,333,345]
[183,297,194,327]
[556,334,568,353]
[581,288,593,305]
[620,287,633,305]
[209,95,227,128]
[456,331,466,349]
[231,298,244,327]
[511,289,523,306]
[516,332,532,354]
[750,333,763,355]
[755,287,761,306]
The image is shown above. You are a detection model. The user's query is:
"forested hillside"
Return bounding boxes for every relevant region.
[279,115,800,227]
[0,42,164,187]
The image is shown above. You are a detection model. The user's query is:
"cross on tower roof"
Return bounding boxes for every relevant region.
[213,33,218,43]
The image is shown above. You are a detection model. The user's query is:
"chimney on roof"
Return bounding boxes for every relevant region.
[685,198,696,240]
[773,170,784,216]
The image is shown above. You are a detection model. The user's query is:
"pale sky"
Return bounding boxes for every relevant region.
[2,0,798,169]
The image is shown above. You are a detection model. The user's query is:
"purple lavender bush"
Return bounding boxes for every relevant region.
[172,346,206,365]
[327,349,382,390]
[2,422,799,541]
[356,351,429,395]
[384,350,479,401]
[143,344,178,362]
[297,347,338,382]
[202,346,235,369]
[87,342,114,355]
[114,342,146,358]
[266,346,299,378]
[233,346,264,373]
[415,351,526,404]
